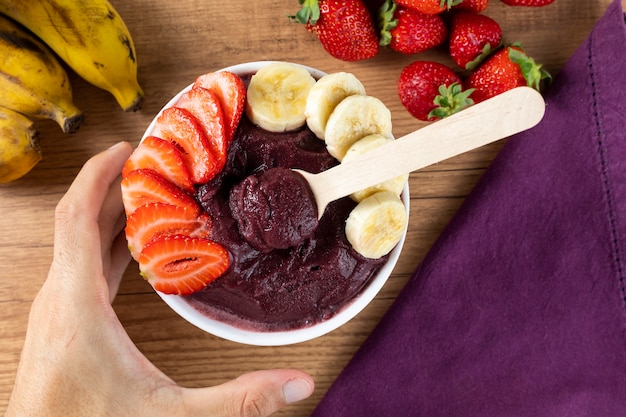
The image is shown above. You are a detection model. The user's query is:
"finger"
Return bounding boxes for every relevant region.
[107,230,132,303]
[181,369,314,417]
[99,174,127,259]
[55,142,132,257]
[51,142,132,292]
[60,141,132,229]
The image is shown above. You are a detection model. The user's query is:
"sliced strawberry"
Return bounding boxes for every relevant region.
[192,71,246,143]
[152,107,218,184]
[174,87,228,172]
[125,202,212,260]
[139,234,230,295]
[121,169,198,216]
[123,136,194,193]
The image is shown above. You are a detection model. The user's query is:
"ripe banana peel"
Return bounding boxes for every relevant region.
[0,106,41,183]
[0,13,83,134]
[0,0,144,112]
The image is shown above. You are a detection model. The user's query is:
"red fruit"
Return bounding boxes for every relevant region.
[139,234,230,295]
[121,169,199,216]
[464,45,552,103]
[291,0,379,61]
[152,107,218,184]
[395,0,461,14]
[452,0,489,12]
[500,0,555,6]
[449,11,502,70]
[123,136,194,193]
[398,60,473,121]
[125,203,212,261]
[379,0,447,55]
[193,71,246,144]
[175,87,228,173]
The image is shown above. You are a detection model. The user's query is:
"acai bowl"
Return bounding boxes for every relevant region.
[121,61,409,346]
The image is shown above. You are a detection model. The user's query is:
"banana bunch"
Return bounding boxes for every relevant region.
[0,0,144,111]
[0,13,83,133]
[246,63,408,259]
[0,0,144,182]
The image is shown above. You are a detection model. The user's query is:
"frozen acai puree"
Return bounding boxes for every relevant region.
[121,62,408,335]
[188,114,388,331]
[229,167,318,252]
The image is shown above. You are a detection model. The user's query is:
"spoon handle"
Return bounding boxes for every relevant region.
[302,86,546,215]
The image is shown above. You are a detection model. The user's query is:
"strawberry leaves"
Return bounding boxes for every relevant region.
[291,0,322,25]
[508,46,553,91]
[429,83,475,119]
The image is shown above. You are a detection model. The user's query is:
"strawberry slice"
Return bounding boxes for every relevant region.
[174,87,228,172]
[152,107,218,184]
[121,169,198,216]
[125,202,212,260]
[123,136,194,193]
[139,234,230,295]
[192,71,246,143]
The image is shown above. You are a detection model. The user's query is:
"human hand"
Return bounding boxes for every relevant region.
[5,142,314,417]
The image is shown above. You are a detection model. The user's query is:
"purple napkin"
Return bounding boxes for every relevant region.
[312,1,626,415]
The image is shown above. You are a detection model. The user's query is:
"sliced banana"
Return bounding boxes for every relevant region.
[245,62,316,132]
[342,134,409,202]
[324,95,392,161]
[305,72,366,140]
[345,191,407,259]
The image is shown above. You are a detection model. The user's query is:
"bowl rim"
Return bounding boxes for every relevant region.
[144,61,410,346]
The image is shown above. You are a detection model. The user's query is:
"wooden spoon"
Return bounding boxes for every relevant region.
[295,86,546,219]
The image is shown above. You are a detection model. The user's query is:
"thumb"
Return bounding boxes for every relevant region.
[181,369,314,417]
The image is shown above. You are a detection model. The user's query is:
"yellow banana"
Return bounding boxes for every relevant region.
[0,106,41,183]
[0,13,83,133]
[0,0,144,111]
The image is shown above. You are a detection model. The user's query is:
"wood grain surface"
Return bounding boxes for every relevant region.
[0,1,619,415]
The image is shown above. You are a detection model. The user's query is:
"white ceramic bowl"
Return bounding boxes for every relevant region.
[142,61,409,346]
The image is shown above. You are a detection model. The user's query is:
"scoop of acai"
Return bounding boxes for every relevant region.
[228,167,318,252]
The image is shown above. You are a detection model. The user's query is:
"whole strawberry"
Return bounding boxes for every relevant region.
[452,0,489,12]
[464,44,552,103]
[449,11,502,70]
[395,0,462,14]
[500,0,555,6]
[379,0,447,54]
[398,60,474,121]
[291,0,379,61]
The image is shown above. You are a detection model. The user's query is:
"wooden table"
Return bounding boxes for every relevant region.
[0,0,619,415]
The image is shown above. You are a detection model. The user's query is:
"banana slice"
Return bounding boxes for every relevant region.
[305,72,366,140]
[245,62,316,132]
[342,134,409,202]
[324,95,392,161]
[345,191,407,259]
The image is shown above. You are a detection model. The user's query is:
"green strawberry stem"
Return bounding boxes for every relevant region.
[428,83,475,120]
[290,0,321,25]
[378,0,397,46]
[465,41,501,71]
[508,47,553,91]
[440,0,464,8]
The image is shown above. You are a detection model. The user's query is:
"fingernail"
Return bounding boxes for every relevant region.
[282,378,313,404]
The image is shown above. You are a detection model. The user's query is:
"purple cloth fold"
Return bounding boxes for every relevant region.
[312,1,626,416]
